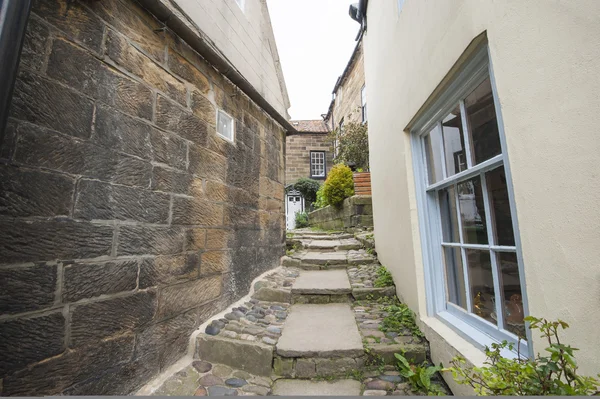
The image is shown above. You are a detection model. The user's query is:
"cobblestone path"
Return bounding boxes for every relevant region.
[137,229,450,396]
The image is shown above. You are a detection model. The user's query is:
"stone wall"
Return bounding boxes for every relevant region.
[285,133,333,185]
[308,196,373,230]
[0,0,285,395]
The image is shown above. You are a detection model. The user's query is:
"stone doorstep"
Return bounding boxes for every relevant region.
[195,334,274,377]
[292,269,351,295]
[276,303,364,359]
[272,379,362,396]
[300,251,349,265]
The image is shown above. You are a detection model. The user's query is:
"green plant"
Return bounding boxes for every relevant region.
[395,353,444,395]
[329,121,369,171]
[374,266,394,287]
[313,184,328,209]
[322,164,354,208]
[445,316,600,395]
[365,233,374,240]
[380,303,424,338]
[293,178,321,206]
[294,211,309,228]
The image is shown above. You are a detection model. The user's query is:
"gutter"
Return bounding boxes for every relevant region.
[137,0,297,134]
[0,0,33,145]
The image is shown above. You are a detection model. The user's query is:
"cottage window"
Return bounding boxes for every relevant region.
[410,46,529,354]
[310,151,326,178]
[216,109,235,142]
[361,85,367,123]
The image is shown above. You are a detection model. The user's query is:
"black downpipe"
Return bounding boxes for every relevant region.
[0,0,33,145]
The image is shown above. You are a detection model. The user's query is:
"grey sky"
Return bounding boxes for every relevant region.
[266,0,359,121]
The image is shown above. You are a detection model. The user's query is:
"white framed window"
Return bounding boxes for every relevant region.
[235,0,245,12]
[361,85,367,123]
[216,109,235,142]
[410,45,530,356]
[310,151,326,178]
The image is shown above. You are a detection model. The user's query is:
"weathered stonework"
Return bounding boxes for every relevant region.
[0,0,285,395]
[308,195,374,230]
[285,132,333,185]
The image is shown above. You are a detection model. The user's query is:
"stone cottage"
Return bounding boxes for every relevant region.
[284,120,332,229]
[0,0,292,395]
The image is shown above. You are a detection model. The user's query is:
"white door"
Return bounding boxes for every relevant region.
[286,191,304,230]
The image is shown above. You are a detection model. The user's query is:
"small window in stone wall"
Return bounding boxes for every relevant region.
[217,109,235,142]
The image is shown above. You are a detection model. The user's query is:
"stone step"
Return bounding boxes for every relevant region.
[272,379,361,396]
[276,303,364,358]
[291,270,351,295]
[291,233,354,240]
[301,238,362,251]
[195,334,274,377]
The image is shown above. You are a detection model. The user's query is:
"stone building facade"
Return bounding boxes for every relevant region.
[324,38,366,131]
[0,0,289,395]
[285,120,333,185]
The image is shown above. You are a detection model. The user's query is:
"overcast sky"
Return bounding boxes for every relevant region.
[266,0,359,121]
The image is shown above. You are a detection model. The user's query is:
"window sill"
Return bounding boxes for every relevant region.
[435,310,528,360]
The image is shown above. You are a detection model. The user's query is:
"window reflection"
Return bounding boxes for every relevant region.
[497,252,525,337]
[424,126,444,184]
[466,249,495,324]
[458,177,488,245]
[439,186,460,243]
[486,166,515,246]
[444,246,467,310]
[465,78,502,164]
[442,106,467,177]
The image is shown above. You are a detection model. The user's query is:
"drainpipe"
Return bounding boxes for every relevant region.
[0,0,33,144]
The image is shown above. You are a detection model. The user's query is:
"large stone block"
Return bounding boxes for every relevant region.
[20,16,50,72]
[151,167,194,194]
[139,255,199,288]
[0,311,65,375]
[33,0,104,52]
[0,264,57,314]
[2,334,134,396]
[74,179,170,223]
[70,291,157,347]
[185,228,206,251]
[188,145,227,181]
[205,229,234,249]
[14,125,151,187]
[0,165,74,217]
[168,49,210,94]
[10,70,94,139]
[87,0,167,63]
[171,197,224,226]
[224,205,258,228]
[93,105,152,160]
[105,29,186,105]
[47,38,153,120]
[0,220,113,264]
[63,260,138,302]
[156,275,222,319]
[150,128,188,170]
[156,96,209,145]
[196,335,273,376]
[200,250,232,274]
[191,90,216,125]
[117,225,185,256]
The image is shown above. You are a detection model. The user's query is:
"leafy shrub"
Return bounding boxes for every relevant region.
[294,211,309,228]
[374,266,394,287]
[293,178,321,206]
[329,121,369,171]
[380,303,424,338]
[445,316,600,395]
[395,353,444,395]
[313,185,328,209]
[322,164,354,207]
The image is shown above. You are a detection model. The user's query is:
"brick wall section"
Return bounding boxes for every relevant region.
[0,0,285,395]
[285,133,333,185]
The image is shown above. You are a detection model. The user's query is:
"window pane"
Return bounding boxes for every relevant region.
[217,110,234,141]
[438,186,460,243]
[465,78,502,164]
[466,249,495,325]
[424,126,443,184]
[458,177,488,244]
[497,252,525,338]
[442,106,467,177]
[486,166,515,246]
[443,246,467,310]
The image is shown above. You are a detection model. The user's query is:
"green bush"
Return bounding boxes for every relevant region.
[374,266,394,287]
[295,211,309,228]
[322,164,354,207]
[380,303,424,338]
[293,178,321,206]
[313,185,328,209]
[395,353,444,395]
[445,316,600,395]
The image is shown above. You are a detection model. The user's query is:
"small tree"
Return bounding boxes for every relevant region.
[329,121,369,171]
[322,164,354,207]
[293,178,321,207]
